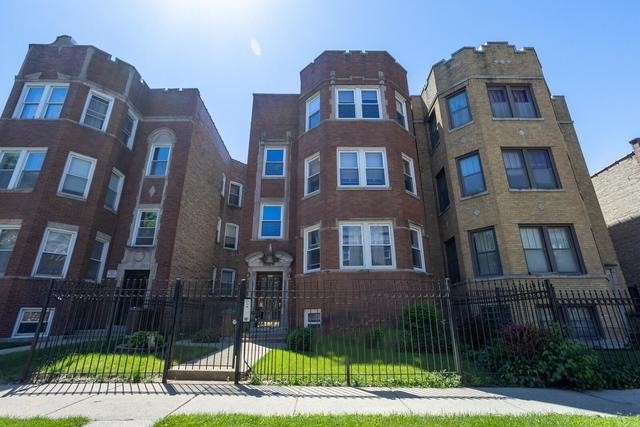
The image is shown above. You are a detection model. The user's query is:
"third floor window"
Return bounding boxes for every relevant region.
[82,90,114,132]
[338,149,387,188]
[447,89,472,129]
[14,83,68,119]
[146,145,171,177]
[306,94,320,130]
[488,85,539,118]
[457,152,486,197]
[263,147,286,177]
[336,88,380,119]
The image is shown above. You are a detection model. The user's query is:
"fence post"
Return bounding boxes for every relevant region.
[445,278,462,376]
[233,279,247,384]
[544,279,564,329]
[162,279,182,383]
[21,279,56,383]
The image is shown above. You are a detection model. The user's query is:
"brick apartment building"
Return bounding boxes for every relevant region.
[592,139,640,295]
[0,36,627,338]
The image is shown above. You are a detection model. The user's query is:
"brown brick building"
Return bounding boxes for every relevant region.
[592,139,640,294]
[0,36,245,338]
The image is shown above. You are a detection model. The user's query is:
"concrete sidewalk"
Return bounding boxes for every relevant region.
[0,383,639,426]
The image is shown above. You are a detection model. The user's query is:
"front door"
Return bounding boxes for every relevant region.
[254,272,283,328]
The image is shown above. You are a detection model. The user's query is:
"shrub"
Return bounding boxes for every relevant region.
[191,328,220,343]
[401,303,448,352]
[286,328,314,352]
[128,331,165,350]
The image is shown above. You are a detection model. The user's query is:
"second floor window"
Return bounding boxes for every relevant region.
[146,145,171,177]
[435,169,450,212]
[224,223,239,250]
[82,91,113,131]
[306,94,320,130]
[228,182,243,207]
[457,152,486,197]
[488,85,538,118]
[402,155,417,195]
[447,89,472,129]
[395,94,408,129]
[15,84,68,119]
[502,149,559,190]
[520,226,582,274]
[304,226,321,272]
[338,149,387,188]
[0,149,46,190]
[471,227,502,277]
[263,148,285,177]
[133,209,159,246]
[0,226,19,276]
[305,154,320,196]
[85,237,109,283]
[259,204,283,239]
[337,88,380,119]
[104,169,124,211]
[33,227,77,278]
[58,153,96,199]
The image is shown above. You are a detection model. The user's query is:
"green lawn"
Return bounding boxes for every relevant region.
[0,416,88,426]
[155,414,640,427]
[0,343,214,383]
[251,334,462,387]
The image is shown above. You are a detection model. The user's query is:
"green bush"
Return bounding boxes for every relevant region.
[190,328,220,343]
[401,303,448,352]
[128,331,165,350]
[286,328,314,352]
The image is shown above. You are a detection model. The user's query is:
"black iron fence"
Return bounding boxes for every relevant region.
[11,277,640,387]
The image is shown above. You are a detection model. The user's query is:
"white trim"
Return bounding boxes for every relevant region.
[32,227,77,278]
[211,267,217,291]
[221,173,226,197]
[337,148,389,189]
[57,151,97,200]
[104,168,125,212]
[223,223,239,250]
[305,93,321,131]
[304,308,322,327]
[0,148,47,190]
[12,307,55,338]
[262,147,287,178]
[13,83,69,119]
[259,203,284,239]
[122,109,139,149]
[216,217,222,243]
[401,153,417,196]
[335,87,382,119]
[131,208,160,247]
[395,92,408,129]
[86,235,110,283]
[145,143,172,177]
[219,268,236,296]
[80,89,115,132]
[303,224,321,273]
[0,224,20,276]
[339,221,396,270]
[304,153,320,197]
[228,181,243,207]
[409,224,426,272]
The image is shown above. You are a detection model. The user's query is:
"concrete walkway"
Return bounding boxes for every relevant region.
[0,383,638,426]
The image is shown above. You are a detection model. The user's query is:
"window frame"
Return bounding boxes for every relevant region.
[121,109,139,149]
[469,227,503,278]
[337,148,389,189]
[211,267,217,292]
[13,83,69,120]
[306,93,321,131]
[519,224,585,275]
[335,87,382,120]
[502,148,561,190]
[456,151,487,198]
[219,268,236,297]
[104,168,125,212]
[395,92,408,129]
[262,147,287,178]
[85,235,110,283]
[223,223,239,250]
[304,153,320,196]
[57,152,97,200]
[446,89,472,129]
[132,208,160,247]
[0,148,47,190]
[339,221,396,270]
[0,224,20,276]
[145,143,172,177]
[303,224,321,273]
[401,154,417,196]
[221,173,226,197]
[409,225,425,272]
[304,308,322,327]
[216,217,222,244]
[487,84,540,119]
[80,89,115,132]
[259,203,284,240]
[32,227,77,279]
[12,307,55,338]
[228,181,243,207]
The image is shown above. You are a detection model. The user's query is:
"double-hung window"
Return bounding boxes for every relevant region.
[304,225,321,272]
[457,152,486,197]
[0,226,19,276]
[336,88,381,119]
[81,90,114,131]
[338,149,388,188]
[306,94,320,130]
[12,308,55,338]
[470,227,502,277]
[220,269,235,296]
[228,182,243,207]
[146,144,171,177]
[409,225,425,271]
[519,225,582,274]
[14,83,68,119]
[224,223,239,250]
[402,155,417,195]
[0,149,46,190]
[435,169,450,212]
[263,147,286,177]
[85,236,109,283]
[427,111,440,149]
[395,93,408,129]
[104,169,124,211]
[304,154,320,196]
[33,227,77,278]
[259,204,284,239]
[488,85,539,118]
[133,209,159,246]
[58,152,96,199]
[340,222,395,269]
[447,89,472,129]
[502,149,559,190]
[121,110,139,148]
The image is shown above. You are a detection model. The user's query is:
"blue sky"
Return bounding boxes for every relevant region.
[1,0,638,173]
